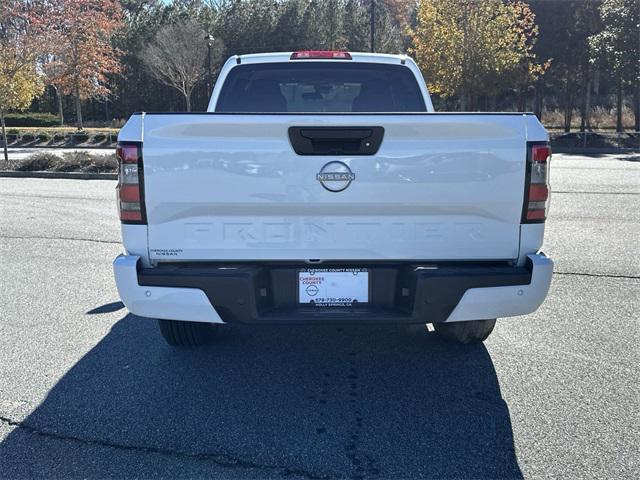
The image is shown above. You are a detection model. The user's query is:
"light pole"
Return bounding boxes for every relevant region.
[370,0,375,53]
[205,34,214,94]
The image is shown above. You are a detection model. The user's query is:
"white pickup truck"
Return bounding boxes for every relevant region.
[113,50,553,347]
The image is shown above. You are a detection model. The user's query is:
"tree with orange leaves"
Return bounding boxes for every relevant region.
[0,0,50,166]
[45,0,123,129]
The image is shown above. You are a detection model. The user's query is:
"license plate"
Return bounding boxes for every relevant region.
[298,268,369,306]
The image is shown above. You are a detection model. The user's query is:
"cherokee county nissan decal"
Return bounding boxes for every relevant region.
[316,161,355,192]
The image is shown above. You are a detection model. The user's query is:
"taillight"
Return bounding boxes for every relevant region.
[116,141,146,224]
[290,50,352,60]
[523,142,551,223]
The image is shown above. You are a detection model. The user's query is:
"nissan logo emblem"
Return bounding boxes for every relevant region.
[316,161,355,192]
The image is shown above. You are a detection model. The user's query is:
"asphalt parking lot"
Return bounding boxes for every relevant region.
[0,153,638,479]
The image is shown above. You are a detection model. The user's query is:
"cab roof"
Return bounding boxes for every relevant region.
[233,51,410,66]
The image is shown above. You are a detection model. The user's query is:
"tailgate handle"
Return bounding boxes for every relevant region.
[289,126,384,155]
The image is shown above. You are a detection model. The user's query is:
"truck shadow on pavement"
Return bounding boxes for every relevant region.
[1,313,523,479]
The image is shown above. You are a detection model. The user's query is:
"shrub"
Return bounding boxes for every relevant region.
[71,131,90,143]
[50,160,79,172]
[7,128,20,135]
[590,105,635,130]
[4,112,59,127]
[541,109,564,129]
[3,135,18,145]
[52,133,66,142]
[20,133,36,142]
[81,153,118,173]
[92,133,107,143]
[543,106,636,131]
[549,131,637,148]
[83,120,115,128]
[14,152,61,171]
[36,132,51,142]
[61,151,93,163]
[50,151,118,173]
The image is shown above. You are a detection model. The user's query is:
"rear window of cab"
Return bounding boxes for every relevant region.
[215,62,427,113]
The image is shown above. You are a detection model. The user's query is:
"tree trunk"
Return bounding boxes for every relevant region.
[564,74,573,133]
[519,85,528,112]
[564,107,572,133]
[55,86,64,125]
[459,85,470,111]
[634,81,639,133]
[585,77,592,131]
[580,77,591,133]
[1,110,8,168]
[616,76,623,133]
[534,79,544,121]
[75,86,83,130]
[184,91,191,112]
[490,95,497,112]
[469,93,477,111]
[564,109,572,133]
[459,91,467,111]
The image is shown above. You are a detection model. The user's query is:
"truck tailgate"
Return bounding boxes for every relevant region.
[141,113,527,261]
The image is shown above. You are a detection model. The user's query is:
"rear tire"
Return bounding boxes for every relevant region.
[157,319,218,347]
[433,319,496,344]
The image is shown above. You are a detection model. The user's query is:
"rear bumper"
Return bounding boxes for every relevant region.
[113,255,223,324]
[113,254,553,324]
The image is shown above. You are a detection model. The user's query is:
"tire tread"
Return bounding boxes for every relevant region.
[158,319,216,347]
[433,319,496,344]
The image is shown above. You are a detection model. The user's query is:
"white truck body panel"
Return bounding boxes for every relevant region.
[141,113,532,262]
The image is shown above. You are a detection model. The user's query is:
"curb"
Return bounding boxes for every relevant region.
[0,171,117,180]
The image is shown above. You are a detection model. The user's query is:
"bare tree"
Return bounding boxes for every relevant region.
[141,20,221,111]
